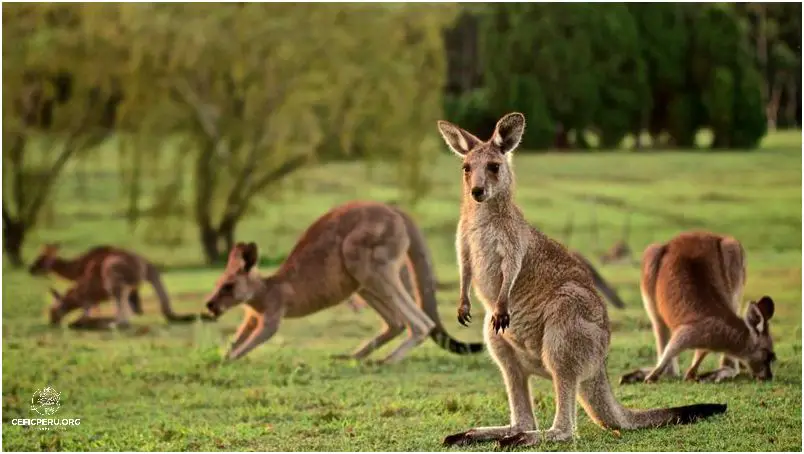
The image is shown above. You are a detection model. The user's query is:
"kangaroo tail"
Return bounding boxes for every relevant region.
[394,207,483,355]
[570,250,625,309]
[579,368,727,430]
[144,262,197,323]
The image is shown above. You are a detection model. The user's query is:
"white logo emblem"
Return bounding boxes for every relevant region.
[30,386,61,416]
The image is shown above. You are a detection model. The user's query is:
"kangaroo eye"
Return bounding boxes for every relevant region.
[462,164,471,174]
[487,163,500,174]
[221,283,235,293]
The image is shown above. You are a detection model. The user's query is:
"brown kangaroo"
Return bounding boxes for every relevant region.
[202,201,483,363]
[437,112,726,448]
[30,243,199,325]
[620,231,777,385]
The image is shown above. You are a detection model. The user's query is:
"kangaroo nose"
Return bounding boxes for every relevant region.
[206,301,220,317]
[471,187,485,199]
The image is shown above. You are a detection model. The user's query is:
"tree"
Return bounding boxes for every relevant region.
[94,4,455,262]
[2,4,113,266]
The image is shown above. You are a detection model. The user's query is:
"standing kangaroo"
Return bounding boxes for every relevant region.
[620,231,777,385]
[437,113,727,448]
[29,243,199,325]
[202,201,483,363]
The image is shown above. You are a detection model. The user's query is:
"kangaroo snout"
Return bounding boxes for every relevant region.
[206,301,222,318]
[471,187,485,202]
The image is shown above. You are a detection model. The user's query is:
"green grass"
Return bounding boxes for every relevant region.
[3,132,802,451]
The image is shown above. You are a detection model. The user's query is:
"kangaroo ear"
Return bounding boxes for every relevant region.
[241,241,259,273]
[756,296,775,320]
[437,120,483,157]
[490,112,526,154]
[746,301,767,333]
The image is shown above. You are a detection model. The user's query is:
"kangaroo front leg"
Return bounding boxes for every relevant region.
[645,324,701,383]
[456,230,473,326]
[684,349,709,381]
[491,252,523,334]
[443,340,534,446]
[230,314,258,352]
[225,315,280,361]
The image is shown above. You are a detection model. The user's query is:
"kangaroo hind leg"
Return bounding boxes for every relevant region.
[335,286,405,360]
[356,266,434,365]
[444,335,535,446]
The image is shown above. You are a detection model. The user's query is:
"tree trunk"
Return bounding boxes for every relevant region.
[219,220,236,257]
[199,222,222,264]
[553,123,570,150]
[3,218,26,267]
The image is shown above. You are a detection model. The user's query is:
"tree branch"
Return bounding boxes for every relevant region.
[171,78,220,139]
[2,203,13,226]
[23,110,107,226]
[224,154,311,226]
[7,133,26,221]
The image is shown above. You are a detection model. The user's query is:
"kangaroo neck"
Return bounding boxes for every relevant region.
[732,321,759,357]
[462,191,520,225]
[50,257,84,280]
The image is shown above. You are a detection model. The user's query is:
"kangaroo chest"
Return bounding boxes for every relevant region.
[465,222,519,305]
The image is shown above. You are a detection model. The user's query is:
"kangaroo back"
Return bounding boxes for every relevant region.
[394,208,483,355]
[579,368,727,430]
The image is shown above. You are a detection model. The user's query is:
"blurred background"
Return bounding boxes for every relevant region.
[2,3,801,268]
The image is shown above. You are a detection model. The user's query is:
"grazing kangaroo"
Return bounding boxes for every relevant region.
[30,243,199,325]
[620,231,776,385]
[202,201,483,363]
[437,112,727,448]
[562,213,627,309]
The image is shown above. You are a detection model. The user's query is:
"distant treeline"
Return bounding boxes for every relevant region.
[443,3,802,150]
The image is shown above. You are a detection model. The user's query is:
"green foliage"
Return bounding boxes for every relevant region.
[4,4,458,262]
[692,4,767,149]
[460,4,774,151]
[443,88,498,142]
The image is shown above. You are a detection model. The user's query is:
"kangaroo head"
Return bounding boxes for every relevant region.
[437,112,526,204]
[204,241,263,318]
[743,296,777,380]
[29,243,60,276]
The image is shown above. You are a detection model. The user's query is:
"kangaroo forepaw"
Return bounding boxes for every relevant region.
[330,353,355,361]
[619,370,647,385]
[491,309,509,334]
[643,373,660,384]
[457,300,472,326]
[442,430,476,447]
[697,368,738,383]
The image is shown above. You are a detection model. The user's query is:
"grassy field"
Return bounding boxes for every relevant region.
[3,131,802,451]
